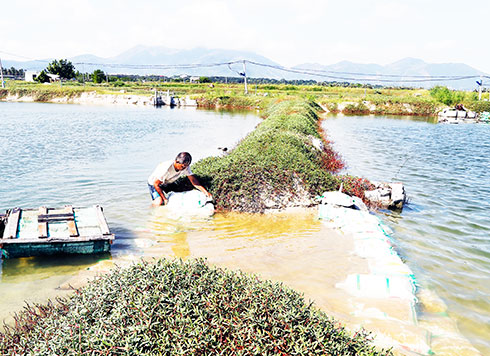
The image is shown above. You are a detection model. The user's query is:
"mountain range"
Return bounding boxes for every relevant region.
[3,46,486,90]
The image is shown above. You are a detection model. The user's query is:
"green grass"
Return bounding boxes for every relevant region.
[0,258,393,356]
[190,100,373,212]
[1,80,454,114]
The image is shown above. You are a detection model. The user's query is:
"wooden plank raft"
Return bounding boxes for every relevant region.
[0,205,115,258]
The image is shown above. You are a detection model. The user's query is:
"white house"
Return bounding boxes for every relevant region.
[47,73,60,82]
[24,70,39,82]
[24,71,60,82]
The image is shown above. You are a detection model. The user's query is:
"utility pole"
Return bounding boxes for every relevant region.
[478,76,483,101]
[242,60,248,94]
[0,58,5,88]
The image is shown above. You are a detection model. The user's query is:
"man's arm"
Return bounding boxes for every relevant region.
[153,179,169,205]
[188,175,213,200]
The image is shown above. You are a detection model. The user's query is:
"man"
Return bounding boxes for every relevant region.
[148,152,212,207]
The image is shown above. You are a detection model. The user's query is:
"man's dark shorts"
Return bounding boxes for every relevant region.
[148,183,169,201]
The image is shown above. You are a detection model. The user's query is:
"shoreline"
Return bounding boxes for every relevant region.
[1,89,441,116]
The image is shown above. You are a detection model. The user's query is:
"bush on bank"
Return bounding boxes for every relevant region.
[0,259,393,356]
[191,100,355,212]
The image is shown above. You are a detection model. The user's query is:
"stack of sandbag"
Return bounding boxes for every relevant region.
[318,191,433,355]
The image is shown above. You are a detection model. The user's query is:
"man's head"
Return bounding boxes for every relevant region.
[174,152,192,171]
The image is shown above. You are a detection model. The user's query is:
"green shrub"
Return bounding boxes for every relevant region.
[112,80,127,87]
[192,100,346,212]
[325,102,339,113]
[0,259,392,356]
[430,86,462,106]
[467,100,490,113]
[342,102,370,115]
[34,70,50,84]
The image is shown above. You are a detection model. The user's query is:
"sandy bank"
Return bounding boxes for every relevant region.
[2,91,153,106]
[1,92,437,116]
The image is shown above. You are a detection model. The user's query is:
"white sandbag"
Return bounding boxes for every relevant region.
[354,238,397,259]
[336,274,416,301]
[368,255,415,277]
[319,205,375,229]
[165,190,215,216]
[351,231,393,245]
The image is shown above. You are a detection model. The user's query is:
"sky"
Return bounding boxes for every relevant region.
[1,0,489,73]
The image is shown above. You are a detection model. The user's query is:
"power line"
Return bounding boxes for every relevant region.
[0,50,50,63]
[277,65,482,79]
[72,60,243,70]
[72,59,482,83]
[1,49,488,83]
[245,60,483,83]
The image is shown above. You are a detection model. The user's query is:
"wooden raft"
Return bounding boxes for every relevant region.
[0,205,114,258]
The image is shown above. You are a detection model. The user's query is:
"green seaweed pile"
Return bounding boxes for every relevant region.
[0,259,393,355]
[192,100,367,212]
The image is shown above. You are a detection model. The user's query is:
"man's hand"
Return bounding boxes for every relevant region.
[188,175,213,201]
[162,196,169,205]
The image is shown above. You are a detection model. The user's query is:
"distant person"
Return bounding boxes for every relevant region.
[147,152,212,207]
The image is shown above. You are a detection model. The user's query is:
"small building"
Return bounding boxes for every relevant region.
[24,71,60,83]
[47,73,60,82]
[24,70,40,82]
[190,76,200,83]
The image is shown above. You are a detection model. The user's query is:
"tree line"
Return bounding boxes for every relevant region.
[1,67,25,77]
[6,59,108,84]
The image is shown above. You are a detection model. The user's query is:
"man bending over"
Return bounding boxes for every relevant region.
[148,152,212,207]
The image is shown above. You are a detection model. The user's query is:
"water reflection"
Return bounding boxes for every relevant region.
[0,253,111,282]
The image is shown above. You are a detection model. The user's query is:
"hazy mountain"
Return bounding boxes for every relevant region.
[59,46,286,78]
[294,57,485,89]
[2,46,486,89]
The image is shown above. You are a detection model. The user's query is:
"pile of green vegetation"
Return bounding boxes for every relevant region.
[0,259,393,355]
[191,100,373,212]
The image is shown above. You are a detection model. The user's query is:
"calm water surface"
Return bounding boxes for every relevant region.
[322,115,490,354]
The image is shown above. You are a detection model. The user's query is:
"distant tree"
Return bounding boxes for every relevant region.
[92,69,106,83]
[199,76,211,83]
[430,86,467,106]
[46,59,76,79]
[112,80,126,87]
[35,70,50,83]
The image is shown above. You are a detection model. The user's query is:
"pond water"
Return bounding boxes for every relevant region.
[0,102,487,355]
[0,101,261,318]
[322,114,490,355]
